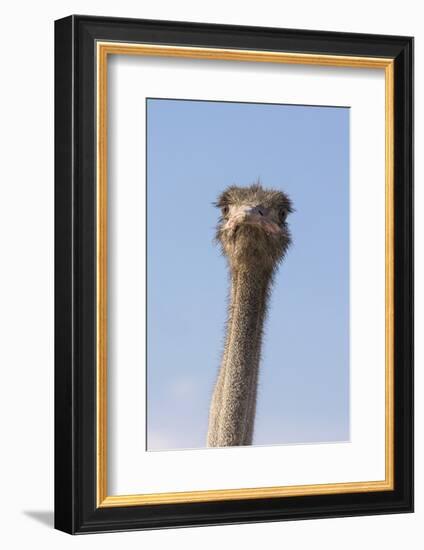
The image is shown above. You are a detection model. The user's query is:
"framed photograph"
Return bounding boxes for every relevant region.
[54,15,413,534]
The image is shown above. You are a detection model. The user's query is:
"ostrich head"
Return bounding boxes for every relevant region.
[215,183,293,273]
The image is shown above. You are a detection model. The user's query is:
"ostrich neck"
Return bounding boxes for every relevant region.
[215,265,272,446]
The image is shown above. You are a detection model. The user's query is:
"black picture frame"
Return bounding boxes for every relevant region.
[55,14,413,534]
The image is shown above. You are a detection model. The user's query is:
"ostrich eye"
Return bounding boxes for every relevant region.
[279,208,287,224]
[221,205,229,217]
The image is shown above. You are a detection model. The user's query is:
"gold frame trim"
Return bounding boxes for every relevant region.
[96,42,395,508]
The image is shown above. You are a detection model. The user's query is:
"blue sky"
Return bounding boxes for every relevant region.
[146,98,350,450]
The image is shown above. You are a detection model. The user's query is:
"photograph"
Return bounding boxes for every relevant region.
[53,14,413,534]
[0,0,419,545]
[146,98,350,450]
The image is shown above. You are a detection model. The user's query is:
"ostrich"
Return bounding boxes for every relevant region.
[207,183,292,447]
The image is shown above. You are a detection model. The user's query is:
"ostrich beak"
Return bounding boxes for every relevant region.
[243,205,269,218]
[226,205,281,235]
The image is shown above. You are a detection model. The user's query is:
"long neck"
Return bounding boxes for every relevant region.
[213,266,271,446]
